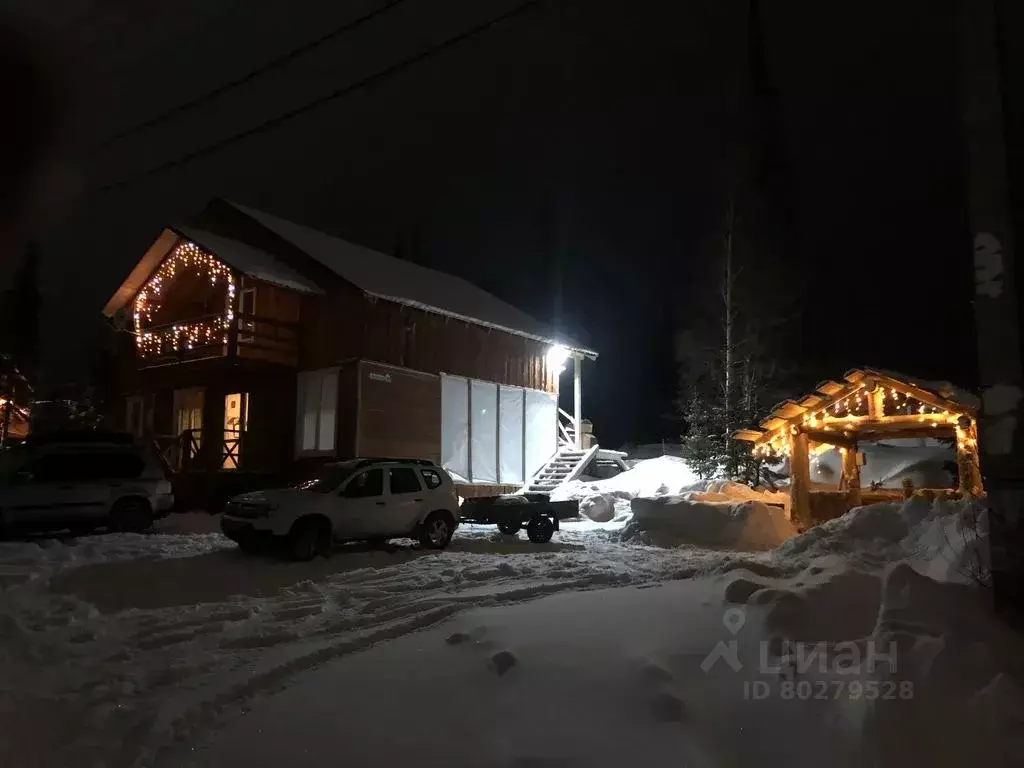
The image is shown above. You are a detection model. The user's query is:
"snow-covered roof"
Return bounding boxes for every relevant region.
[861,367,981,412]
[171,225,323,295]
[735,367,978,447]
[227,202,595,356]
[101,226,323,317]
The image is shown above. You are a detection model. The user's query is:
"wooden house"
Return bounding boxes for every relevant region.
[102,200,601,498]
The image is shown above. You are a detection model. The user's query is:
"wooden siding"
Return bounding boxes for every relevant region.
[236,277,301,366]
[354,361,441,463]
[335,361,359,459]
[302,284,558,393]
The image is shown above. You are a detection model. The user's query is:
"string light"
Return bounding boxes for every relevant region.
[133,241,235,358]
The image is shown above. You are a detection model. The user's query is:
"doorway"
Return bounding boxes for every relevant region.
[173,387,204,462]
[223,392,249,469]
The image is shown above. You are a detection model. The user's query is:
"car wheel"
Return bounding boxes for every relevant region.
[526,516,555,544]
[497,520,521,535]
[419,511,454,549]
[110,498,154,533]
[288,517,330,561]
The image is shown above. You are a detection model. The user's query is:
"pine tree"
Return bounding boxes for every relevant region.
[680,392,725,480]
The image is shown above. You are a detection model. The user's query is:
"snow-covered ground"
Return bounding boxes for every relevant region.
[0,517,728,768]
[0,457,1018,767]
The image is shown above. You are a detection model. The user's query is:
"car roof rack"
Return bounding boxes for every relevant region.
[352,457,435,469]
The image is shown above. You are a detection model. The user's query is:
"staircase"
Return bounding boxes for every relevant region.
[523,444,600,494]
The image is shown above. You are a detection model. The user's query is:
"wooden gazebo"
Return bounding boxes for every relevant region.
[735,368,983,527]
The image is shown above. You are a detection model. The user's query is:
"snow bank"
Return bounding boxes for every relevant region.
[811,440,955,490]
[772,496,989,581]
[624,496,796,551]
[550,456,704,523]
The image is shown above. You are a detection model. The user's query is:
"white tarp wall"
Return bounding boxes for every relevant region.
[470,379,498,483]
[498,386,525,484]
[441,374,470,481]
[440,376,556,484]
[525,388,558,479]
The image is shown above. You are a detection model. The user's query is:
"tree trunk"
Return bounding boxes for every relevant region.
[960,0,1024,624]
[722,200,737,468]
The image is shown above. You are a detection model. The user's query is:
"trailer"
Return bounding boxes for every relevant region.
[459,493,579,543]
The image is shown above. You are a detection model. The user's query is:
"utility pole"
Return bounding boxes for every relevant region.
[960,0,1024,625]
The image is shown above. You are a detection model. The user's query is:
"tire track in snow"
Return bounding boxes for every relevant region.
[3,535,729,767]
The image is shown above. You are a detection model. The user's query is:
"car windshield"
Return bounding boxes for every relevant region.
[290,462,358,493]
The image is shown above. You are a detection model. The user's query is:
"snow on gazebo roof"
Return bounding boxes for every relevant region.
[734,367,978,450]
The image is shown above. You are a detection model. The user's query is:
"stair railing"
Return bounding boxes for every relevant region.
[557,407,577,449]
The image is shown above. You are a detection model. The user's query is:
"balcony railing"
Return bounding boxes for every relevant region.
[136,312,297,367]
[157,428,247,471]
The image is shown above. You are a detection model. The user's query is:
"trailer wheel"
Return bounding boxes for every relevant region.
[526,516,555,544]
[497,520,521,535]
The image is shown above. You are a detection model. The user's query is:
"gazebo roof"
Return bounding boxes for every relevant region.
[734,368,978,453]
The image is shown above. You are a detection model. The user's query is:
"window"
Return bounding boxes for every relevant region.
[239,285,256,342]
[126,395,145,438]
[389,467,422,495]
[342,468,383,498]
[173,387,204,452]
[420,469,443,490]
[292,463,355,494]
[296,368,338,454]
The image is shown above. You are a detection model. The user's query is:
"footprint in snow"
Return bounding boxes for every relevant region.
[649,690,687,722]
[490,649,517,676]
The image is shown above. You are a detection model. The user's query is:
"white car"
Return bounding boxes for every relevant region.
[0,433,174,536]
[221,458,461,560]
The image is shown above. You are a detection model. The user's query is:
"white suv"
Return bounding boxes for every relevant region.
[221,458,460,560]
[0,433,174,536]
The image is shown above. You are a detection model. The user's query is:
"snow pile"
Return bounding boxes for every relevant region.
[709,496,1023,765]
[624,496,796,551]
[810,440,955,490]
[550,456,703,523]
[773,496,989,581]
[0,531,231,589]
[862,564,1024,766]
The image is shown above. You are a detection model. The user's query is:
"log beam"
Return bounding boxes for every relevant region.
[802,429,856,449]
[870,373,969,416]
[790,430,812,529]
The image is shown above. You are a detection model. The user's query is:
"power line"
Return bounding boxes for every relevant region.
[98,0,543,194]
[99,0,410,147]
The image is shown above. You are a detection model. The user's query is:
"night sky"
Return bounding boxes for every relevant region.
[9,0,975,448]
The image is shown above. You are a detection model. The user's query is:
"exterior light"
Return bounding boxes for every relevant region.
[547,344,570,372]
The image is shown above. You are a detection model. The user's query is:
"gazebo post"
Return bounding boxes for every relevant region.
[956,416,984,498]
[841,443,863,507]
[790,429,812,529]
